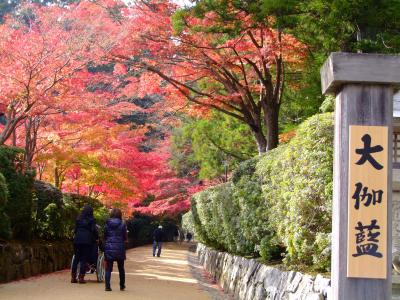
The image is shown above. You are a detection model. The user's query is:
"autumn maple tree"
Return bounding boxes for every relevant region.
[0,2,122,167]
[0,0,215,217]
[109,0,307,153]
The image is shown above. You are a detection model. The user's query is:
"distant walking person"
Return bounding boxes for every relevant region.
[71,205,98,284]
[173,228,179,242]
[153,225,164,257]
[104,208,127,292]
[179,230,185,244]
[186,232,193,242]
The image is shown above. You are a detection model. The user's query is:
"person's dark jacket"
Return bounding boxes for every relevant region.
[74,217,98,245]
[153,228,164,242]
[104,218,127,261]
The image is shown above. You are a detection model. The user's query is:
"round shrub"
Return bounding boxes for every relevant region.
[191,161,281,258]
[33,181,64,239]
[232,169,279,257]
[193,185,230,251]
[33,181,63,220]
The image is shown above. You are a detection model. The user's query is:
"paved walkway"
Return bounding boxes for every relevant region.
[0,243,229,300]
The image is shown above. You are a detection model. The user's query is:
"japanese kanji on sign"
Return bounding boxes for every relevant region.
[347,125,388,278]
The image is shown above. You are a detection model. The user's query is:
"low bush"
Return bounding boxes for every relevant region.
[191,159,281,258]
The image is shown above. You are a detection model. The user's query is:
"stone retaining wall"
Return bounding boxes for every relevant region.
[197,243,331,300]
[0,241,73,283]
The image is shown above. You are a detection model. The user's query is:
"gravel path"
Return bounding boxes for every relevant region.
[0,242,228,300]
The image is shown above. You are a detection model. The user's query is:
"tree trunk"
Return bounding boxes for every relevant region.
[24,117,41,168]
[54,167,60,189]
[251,126,267,154]
[12,130,16,146]
[264,104,280,151]
[0,107,26,145]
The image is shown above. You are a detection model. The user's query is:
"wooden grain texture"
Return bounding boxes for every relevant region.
[321,53,400,94]
[332,84,393,299]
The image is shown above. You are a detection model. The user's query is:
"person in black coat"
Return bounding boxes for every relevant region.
[104,208,127,292]
[71,205,98,284]
[186,232,193,242]
[152,225,164,257]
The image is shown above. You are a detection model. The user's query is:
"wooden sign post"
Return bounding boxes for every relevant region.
[321,52,400,300]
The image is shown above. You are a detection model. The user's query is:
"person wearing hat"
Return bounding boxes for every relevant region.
[152,225,164,257]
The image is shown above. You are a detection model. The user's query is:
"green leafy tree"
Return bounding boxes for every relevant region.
[182,0,400,135]
[296,0,400,54]
[171,112,258,180]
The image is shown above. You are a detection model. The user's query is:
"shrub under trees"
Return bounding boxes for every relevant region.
[0,146,35,240]
[257,112,333,270]
[190,113,334,271]
[0,173,10,240]
[0,145,111,241]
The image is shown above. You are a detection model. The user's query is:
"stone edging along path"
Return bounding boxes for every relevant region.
[0,241,73,283]
[196,243,331,300]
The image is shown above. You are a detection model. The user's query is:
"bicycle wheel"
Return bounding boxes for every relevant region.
[96,252,105,282]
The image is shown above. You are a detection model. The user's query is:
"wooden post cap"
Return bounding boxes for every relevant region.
[321,52,400,94]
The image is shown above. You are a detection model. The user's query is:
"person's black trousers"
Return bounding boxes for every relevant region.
[105,259,125,288]
[71,244,91,275]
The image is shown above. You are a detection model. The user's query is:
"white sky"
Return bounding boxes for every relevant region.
[122,0,193,8]
[172,0,193,6]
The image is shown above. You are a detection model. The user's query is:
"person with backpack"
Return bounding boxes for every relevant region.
[104,208,127,292]
[71,205,98,284]
[152,225,164,257]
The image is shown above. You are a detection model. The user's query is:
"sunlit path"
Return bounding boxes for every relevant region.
[0,243,226,300]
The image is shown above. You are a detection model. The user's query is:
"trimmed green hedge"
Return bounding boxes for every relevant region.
[190,113,334,271]
[191,159,281,258]
[257,113,333,270]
